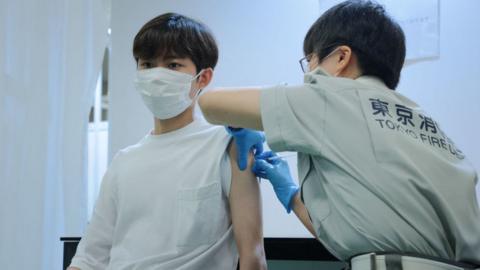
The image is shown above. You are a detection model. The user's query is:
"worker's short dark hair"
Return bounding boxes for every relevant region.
[303,0,406,89]
[133,13,218,73]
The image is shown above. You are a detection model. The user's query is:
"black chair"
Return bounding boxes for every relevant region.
[60,237,338,270]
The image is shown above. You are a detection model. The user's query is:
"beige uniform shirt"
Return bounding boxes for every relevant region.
[260,68,480,265]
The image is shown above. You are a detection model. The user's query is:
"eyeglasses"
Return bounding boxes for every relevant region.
[299,54,313,73]
[299,43,347,73]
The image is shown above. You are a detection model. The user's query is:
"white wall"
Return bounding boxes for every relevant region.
[397,0,480,195]
[109,0,480,238]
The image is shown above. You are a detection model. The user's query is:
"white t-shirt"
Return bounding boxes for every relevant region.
[260,68,480,265]
[70,119,238,270]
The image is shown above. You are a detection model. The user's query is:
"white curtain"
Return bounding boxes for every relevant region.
[0,0,110,269]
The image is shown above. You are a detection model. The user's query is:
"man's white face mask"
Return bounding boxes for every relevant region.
[134,67,203,119]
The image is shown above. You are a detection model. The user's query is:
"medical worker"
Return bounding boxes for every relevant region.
[199,1,480,269]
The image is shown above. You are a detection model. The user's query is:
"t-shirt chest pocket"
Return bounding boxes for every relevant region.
[175,182,222,248]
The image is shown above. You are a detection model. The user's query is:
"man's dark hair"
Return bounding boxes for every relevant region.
[133,13,218,73]
[303,0,406,89]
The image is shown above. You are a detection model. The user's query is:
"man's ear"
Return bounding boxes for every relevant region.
[197,67,214,89]
[335,45,353,75]
[308,54,319,72]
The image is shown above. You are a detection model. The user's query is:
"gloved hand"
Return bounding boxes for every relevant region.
[252,151,299,213]
[226,126,265,171]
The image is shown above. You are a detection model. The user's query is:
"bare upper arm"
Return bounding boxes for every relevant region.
[227,140,266,267]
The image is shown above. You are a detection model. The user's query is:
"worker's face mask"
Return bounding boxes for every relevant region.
[134,67,203,119]
[304,48,341,83]
[319,47,342,74]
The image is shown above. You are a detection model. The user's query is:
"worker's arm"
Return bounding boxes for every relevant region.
[228,141,267,270]
[202,84,326,157]
[252,151,315,237]
[199,89,263,131]
[290,192,316,236]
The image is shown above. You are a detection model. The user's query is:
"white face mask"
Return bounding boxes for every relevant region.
[134,67,203,119]
[304,48,342,83]
[307,47,341,75]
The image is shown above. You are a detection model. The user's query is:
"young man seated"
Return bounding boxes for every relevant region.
[68,13,266,270]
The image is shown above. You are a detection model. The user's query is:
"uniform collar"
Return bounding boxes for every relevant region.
[305,67,390,90]
[355,76,390,90]
[303,66,331,83]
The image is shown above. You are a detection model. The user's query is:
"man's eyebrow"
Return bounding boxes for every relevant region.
[162,51,189,60]
[138,58,155,62]
[163,55,185,61]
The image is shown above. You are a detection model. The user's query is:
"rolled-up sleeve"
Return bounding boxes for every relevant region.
[260,84,326,155]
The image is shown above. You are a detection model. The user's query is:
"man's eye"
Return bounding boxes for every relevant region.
[167,62,182,69]
[141,62,153,68]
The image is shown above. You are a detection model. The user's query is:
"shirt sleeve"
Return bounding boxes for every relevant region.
[260,84,326,155]
[69,161,119,269]
[221,147,232,199]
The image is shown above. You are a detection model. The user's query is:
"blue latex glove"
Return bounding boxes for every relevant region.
[226,126,265,171]
[252,151,299,213]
